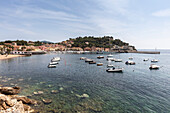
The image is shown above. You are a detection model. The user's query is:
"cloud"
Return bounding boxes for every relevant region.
[152,9,170,17]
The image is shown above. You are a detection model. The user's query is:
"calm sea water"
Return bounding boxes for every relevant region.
[0,50,170,113]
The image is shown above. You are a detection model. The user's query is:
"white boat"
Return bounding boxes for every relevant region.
[149,64,159,69]
[48,65,56,68]
[107,54,113,57]
[97,63,103,66]
[107,58,115,61]
[97,56,104,59]
[106,68,123,72]
[143,59,149,61]
[80,57,86,60]
[49,62,58,65]
[107,64,114,67]
[125,60,135,65]
[85,58,93,62]
[151,59,158,63]
[51,57,60,62]
[114,59,122,62]
[129,57,133,60]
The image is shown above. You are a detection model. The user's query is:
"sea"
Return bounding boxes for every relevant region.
[0,49,170,113]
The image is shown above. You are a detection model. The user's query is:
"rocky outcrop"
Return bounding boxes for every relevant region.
[0,86,21,95]
[0,86,36,113]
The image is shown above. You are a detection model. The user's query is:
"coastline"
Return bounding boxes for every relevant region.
[0,55,25,60]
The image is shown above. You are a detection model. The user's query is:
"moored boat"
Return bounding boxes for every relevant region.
[97,63,103,66]
[89,61,96,64]
[85,58,93,62]
[149,64,160,69]
[151,59,159,63]
[97,56,104,59]
[143,59,149,61]
[107,64,114,67]
[49,62,58,65]
[51,57,61,62]
[107,58,115,61]
[107,54,113,57]
[80,57,86,60]
[125,60,135,65]
[48,65,56,68]
[114,59,122,62]
[106,67,123,72]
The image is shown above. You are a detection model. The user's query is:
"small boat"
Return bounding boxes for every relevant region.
[85,59,93,62]
[49,62,58,65]
[107,54,113,57]
[48,65,56,68]
[149,64,159,69]
[51,57,60,62]
[125,61,135,65]
[129,57,133,60]
[151,59,159,63]
[107,64,114,67]
[114,59,122,62]
[97,63,103,66]
[143,59,149,61]
[80,57,86,60]
[97,56,104,59]
[89,61,96,64]
[106,67,123,72]
[107,58,115,61]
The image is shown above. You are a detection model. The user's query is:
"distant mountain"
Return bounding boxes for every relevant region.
[41,40,54,44]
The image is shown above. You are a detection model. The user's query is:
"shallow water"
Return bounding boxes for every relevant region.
[0,51,170,113]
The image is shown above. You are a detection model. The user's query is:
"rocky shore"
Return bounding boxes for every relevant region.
[0,86,37,113]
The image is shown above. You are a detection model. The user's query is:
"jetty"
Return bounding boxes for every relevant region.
[128,51,160,54]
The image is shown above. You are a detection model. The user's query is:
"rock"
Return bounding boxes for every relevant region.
[76,93,89,99]
[51,90,58,94]
[12,95,37,105]
[42,99,52,104]
[0,86,21,95]
[33,91,44,95]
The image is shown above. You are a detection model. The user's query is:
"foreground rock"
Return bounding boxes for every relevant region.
[0,86,37,113]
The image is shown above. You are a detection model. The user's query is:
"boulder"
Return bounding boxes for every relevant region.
[11,95,37,105]
[42,99,52,104]
[0,86,21,95]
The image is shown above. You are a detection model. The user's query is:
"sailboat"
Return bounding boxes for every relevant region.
[151,48,159,63]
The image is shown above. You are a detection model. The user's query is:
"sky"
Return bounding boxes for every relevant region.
[0,0,170,49]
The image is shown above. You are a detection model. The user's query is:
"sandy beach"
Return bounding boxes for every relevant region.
[0,55,25,60]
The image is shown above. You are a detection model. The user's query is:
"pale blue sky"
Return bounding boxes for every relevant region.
[0,0,170,49]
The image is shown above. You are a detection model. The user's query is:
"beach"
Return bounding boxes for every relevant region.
[0,55,25,60]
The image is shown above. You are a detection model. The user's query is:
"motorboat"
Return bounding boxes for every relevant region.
[89,61,96,64]
[107,64,114,67]
[151,59,159,63]
[143,59,149,61]
[85,58,93,62]
[80,57,86,60]
[97,56,104,59]
[106,67,123,72]
[125,60,135,65]
[97,63,103,66]
[49,62,58,65]
[149,64,160,69]
[129,57,133,60]
[51,57,60,62]
[107,58,115,61]
[107,54,113,57]
[114,59,122,62]
[48,65,56,68]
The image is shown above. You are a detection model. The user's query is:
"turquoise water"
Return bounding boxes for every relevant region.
[0,51,170,112]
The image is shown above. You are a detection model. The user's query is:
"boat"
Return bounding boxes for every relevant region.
[49,62,58,65]
[107,64,114,67]
[97,56,104,59]
[107,58,115,61]
[89,61,96,64]
[51,57,60,62]
[107,54,113,57]
[114,59,122,62]
[48,65,56,68]
[151,59,159,63]
[149,64,160,69]
[97,63,103,66]
[80,57,86,60]
[106,67,123,72]
[129,57,133,60]
[85,58,93,62]
[125,61,135,65]
[143,59,149,61]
